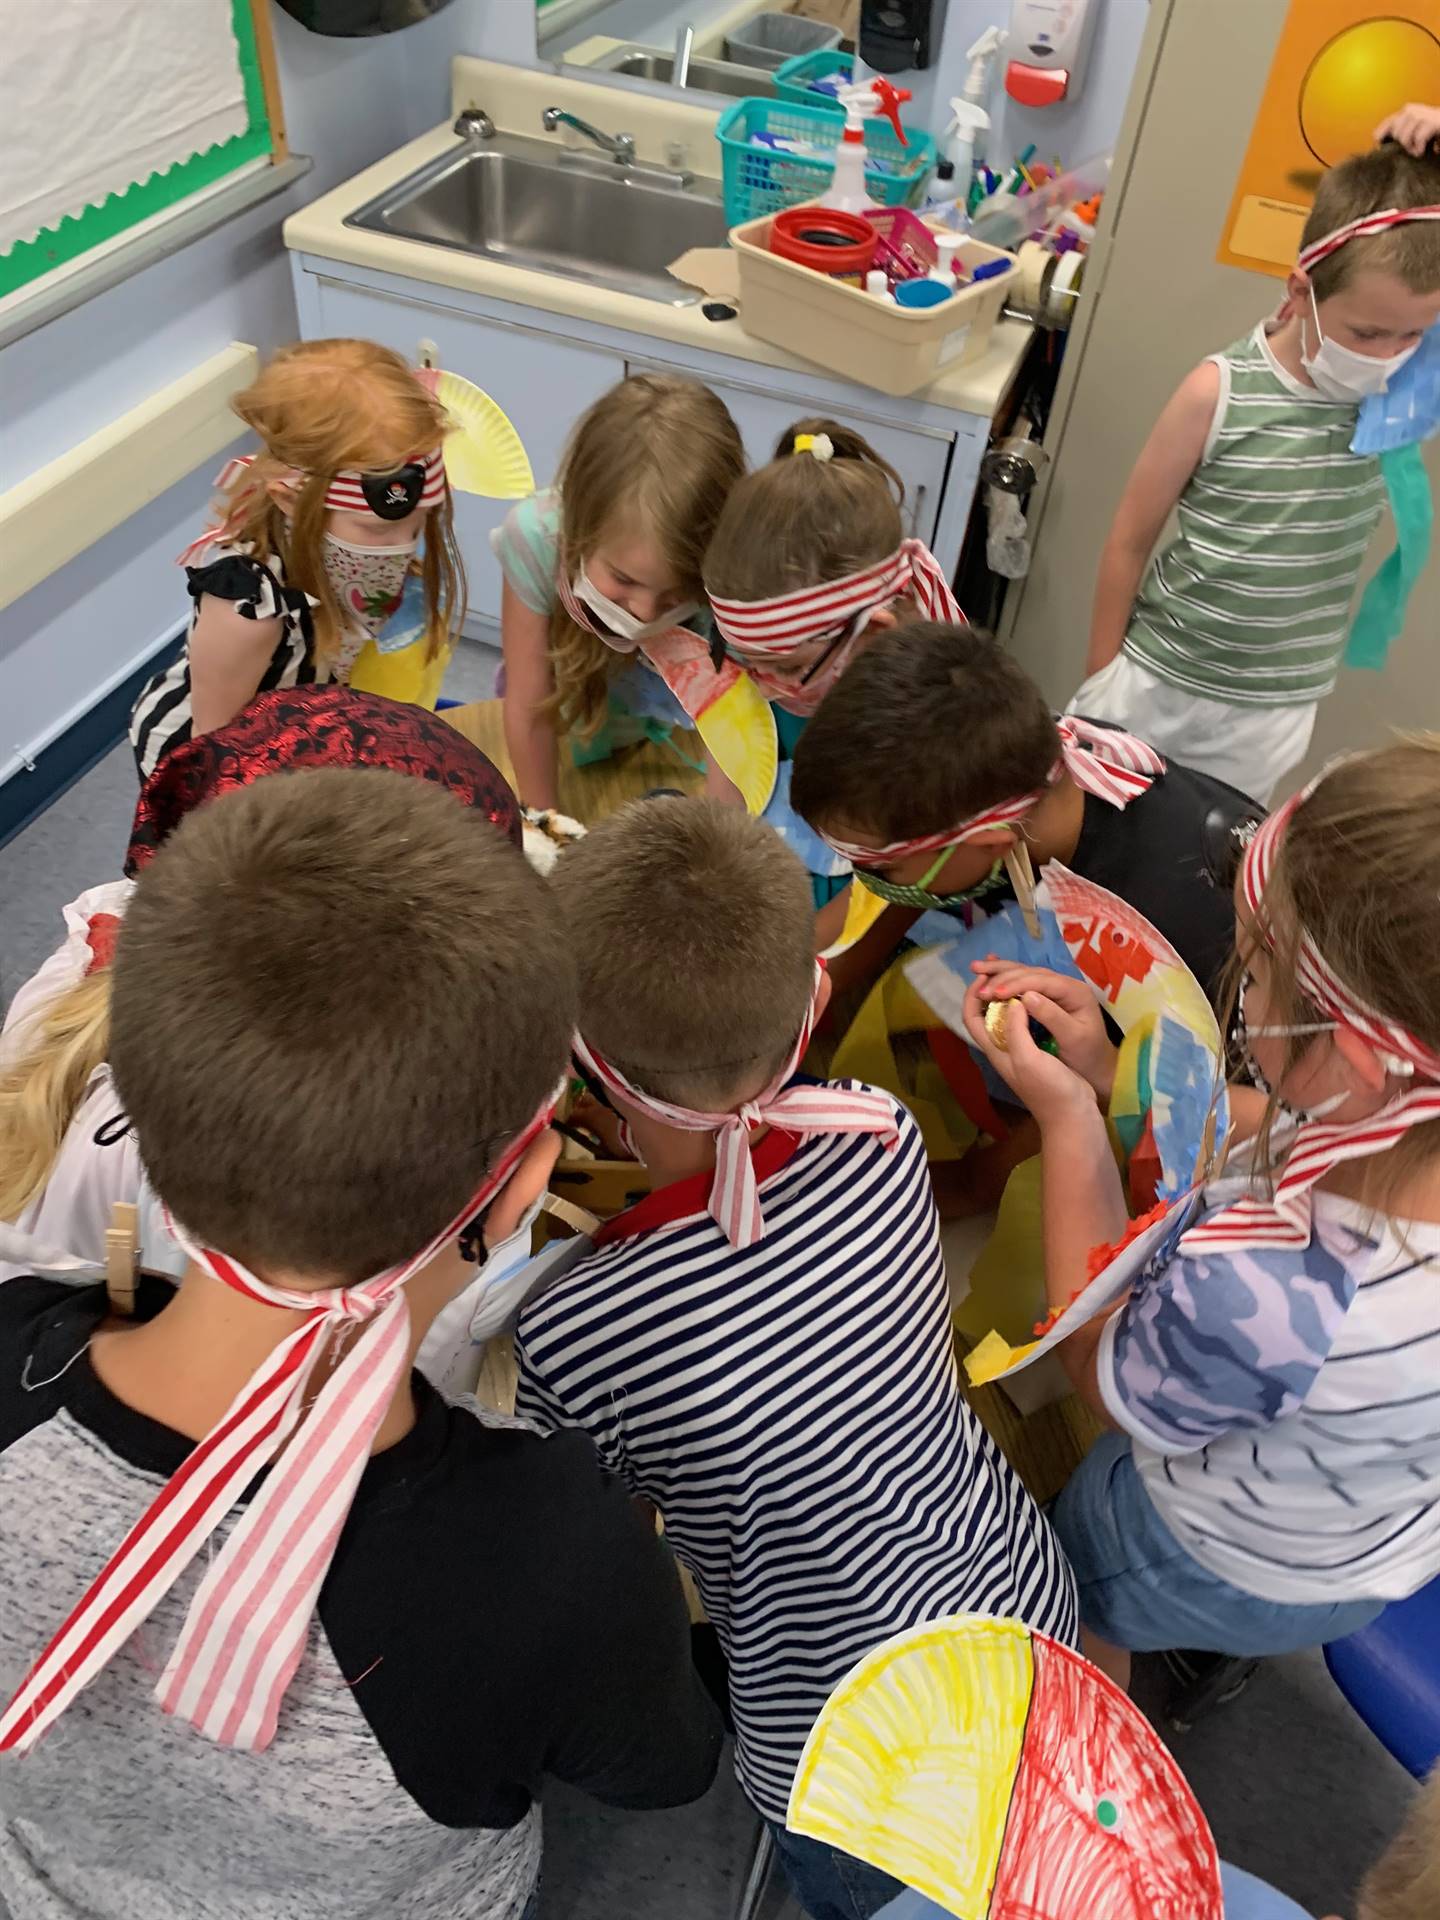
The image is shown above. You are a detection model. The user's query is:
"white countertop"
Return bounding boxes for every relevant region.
[282,59,1032,422]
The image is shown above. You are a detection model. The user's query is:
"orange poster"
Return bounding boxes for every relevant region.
[1218,3,1440,278]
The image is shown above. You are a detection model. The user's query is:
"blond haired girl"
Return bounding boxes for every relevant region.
[129,339,464,777]
[965,736,1440,1686]
[493,373,745,810]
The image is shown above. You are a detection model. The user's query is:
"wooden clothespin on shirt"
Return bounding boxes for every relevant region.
[1004,841,1042,939]
[104,1202,140,1317]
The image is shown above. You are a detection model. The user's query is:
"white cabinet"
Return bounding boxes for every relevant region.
[624,360,953,547]
[313,277,626,628]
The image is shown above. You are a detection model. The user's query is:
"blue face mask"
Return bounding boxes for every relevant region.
[856,850,1007,913]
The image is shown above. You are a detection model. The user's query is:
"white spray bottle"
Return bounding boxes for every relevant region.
[953,25,1005,178]
[819,77,912,214]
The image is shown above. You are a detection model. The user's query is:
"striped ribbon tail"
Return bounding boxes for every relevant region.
[1181,1089,1440,1255]
[156,1292,412,1749]
[0,1314,329,1754]
[1056,716,1165,807]
[711,1085,902,1249]
[903,540,964,626]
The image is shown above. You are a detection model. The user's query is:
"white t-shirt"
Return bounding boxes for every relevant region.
[1099,1179,1440,1605]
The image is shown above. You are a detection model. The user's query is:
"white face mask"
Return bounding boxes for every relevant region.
[1236,971,1348,1121]
[322,531,418,646]
[571,562,698,653]
[414,1192,593,1400]
[1301,287,1423,401]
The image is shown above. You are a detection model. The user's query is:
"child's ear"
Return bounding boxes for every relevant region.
[866,604,901,632]
[815,967,834,1023]
[482,1128,562,1247]
[1279,267,1313,325]
[1332,1025,1390,1094]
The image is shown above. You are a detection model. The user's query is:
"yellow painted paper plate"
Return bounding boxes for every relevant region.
[789,1616,1223,1919]
[695,673,778,816]
[435,370,534,499]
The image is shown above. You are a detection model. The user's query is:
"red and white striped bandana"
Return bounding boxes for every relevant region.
[1182,778,1440,1256]
[820,715,1165,869]
[708,539,963,661]
[1297,205,1440,275]
[573,964,899,1249]
[176,450,447,567]
[0,1099,556,1755]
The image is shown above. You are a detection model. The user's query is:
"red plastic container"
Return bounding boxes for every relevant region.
[769,206,877,285]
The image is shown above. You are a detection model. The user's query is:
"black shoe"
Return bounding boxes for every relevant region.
[1163,1649,1261,1730]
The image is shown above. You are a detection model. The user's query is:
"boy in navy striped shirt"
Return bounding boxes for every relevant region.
[516,799,1077,1920]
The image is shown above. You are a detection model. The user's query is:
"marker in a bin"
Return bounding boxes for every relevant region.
[970,259,1010,284]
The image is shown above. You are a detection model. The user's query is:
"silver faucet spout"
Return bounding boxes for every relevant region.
[541,106,636,166]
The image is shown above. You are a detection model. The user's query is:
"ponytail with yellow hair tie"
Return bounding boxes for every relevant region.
[793,432,835,461]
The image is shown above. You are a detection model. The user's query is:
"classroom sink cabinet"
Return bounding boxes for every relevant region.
[295,259,994,635]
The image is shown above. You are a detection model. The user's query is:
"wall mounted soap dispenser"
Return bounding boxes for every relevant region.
[859,0,947,76]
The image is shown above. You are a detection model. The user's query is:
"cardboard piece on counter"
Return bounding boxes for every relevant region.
[668,247,741,304]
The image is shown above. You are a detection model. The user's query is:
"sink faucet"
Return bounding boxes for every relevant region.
[541,107,636,166]
[453,105,495,139]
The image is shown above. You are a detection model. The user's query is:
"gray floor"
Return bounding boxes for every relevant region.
[0,637,1416,1916]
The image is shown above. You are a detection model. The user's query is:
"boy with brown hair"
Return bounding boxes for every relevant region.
[1075,141,1440,801]
[515,797,1077,1920]
[0,770,720,1920]
[792,623,1254,997]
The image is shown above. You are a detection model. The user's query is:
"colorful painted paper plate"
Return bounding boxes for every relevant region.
[434,370,534,499]
[789,1616,1223,1920]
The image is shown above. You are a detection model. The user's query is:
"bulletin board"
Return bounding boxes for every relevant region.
[1218,2,1440,278]
[0,0,286,301]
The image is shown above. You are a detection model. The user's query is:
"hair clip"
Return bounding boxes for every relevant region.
[794,432,834,461]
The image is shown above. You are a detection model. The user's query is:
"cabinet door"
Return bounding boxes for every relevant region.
[312,278,626,628]
[627,366,954,548]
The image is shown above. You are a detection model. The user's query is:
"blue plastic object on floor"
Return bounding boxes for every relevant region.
[1324,1572,1440,1779]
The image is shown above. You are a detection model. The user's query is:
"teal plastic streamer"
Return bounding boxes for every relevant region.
[1346,443,1432,671]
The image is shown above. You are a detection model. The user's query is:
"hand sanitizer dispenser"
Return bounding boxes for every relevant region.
[1004,0,1099,108]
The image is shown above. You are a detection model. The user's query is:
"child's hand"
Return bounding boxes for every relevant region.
[963,975,1097,1127]
[1376,101,1440,154]
[971,959,1118,1102]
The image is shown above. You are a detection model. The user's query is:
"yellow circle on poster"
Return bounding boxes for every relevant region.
[1300,19,1440,168]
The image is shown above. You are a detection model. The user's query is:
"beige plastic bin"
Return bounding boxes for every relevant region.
[730,209,1019,397]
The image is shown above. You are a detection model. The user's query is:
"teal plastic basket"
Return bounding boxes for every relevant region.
[773,47,854,106]
[715,97,935,225]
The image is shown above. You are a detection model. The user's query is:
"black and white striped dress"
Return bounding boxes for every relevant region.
[129,544,323,779]
[516,1088,1079,1822]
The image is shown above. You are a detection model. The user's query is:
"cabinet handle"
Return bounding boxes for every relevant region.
[908,483,929,540]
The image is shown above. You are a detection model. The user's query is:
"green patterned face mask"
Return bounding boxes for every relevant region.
[855,850,1007,913]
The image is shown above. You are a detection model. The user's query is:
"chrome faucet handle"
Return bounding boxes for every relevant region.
[541,106,636,166]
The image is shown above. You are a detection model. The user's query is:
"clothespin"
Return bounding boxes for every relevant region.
[1005,843,1042,939]
[105,1201,140,1317]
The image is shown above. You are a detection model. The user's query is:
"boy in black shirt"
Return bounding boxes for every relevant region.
[0,770,720,1920]
[791,624,1260,1209]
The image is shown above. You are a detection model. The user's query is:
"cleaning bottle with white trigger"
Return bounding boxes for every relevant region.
[819,77,912,214]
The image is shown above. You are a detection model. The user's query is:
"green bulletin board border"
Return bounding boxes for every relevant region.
[0,0,273,299]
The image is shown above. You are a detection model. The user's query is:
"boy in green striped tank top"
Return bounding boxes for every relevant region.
[1075,141,1440,802]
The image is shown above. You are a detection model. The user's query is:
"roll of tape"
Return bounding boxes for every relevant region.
[1016,240,1054,316]
[1045,248,1085,328]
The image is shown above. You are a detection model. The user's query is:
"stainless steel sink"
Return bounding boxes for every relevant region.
[345,133,730,306]
[597,47,778,98]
